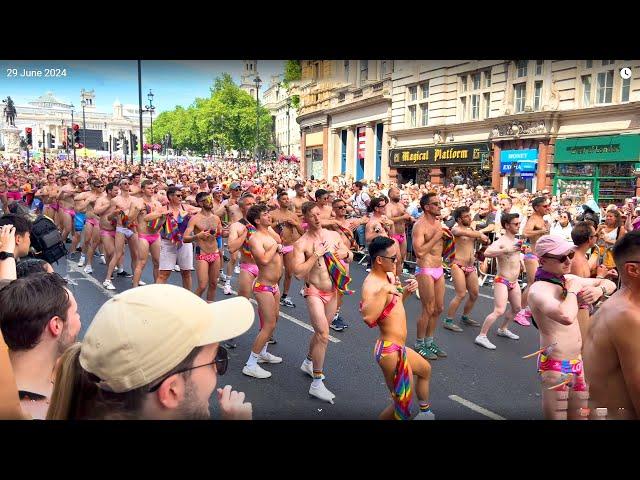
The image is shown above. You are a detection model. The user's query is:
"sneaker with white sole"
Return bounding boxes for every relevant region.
[220,272,228,282]
[300,360,325,380]
[77,255,86,267]
[138,280,147,286]
[103,280,116,291]
[300,288,305,296]
[475,334,496,350]
[234,265,240,275]
[174,265,181,272]
[497,328,520,340]
[223,283,233,295]
[415,410,436,420]
[280,296,296,308]
[242,363,272,379]
[309,382,335,404]
[99,254,106,265]
[83,265,93,274]
[443,320,463,332]
[257,352,283,364]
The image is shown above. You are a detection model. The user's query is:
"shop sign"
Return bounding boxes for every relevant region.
[500,149,538,173]
[389,143,490,168]
[554,135,640,163]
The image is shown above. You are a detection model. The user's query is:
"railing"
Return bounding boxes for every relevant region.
[353,89,363,98]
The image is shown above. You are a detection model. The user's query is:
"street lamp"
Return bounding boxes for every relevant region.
[70,103,77,168]
[254,75,261,174]
[81,99,87,156]
[144,89,155,163]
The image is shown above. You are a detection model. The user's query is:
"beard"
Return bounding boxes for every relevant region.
[177,381,211,420]
[56,324,77,357]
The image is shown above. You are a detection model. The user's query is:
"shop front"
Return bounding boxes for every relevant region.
[389,143,492,187]
[554,135,640,206]
[303,128,326,179]
[500,148,538,192]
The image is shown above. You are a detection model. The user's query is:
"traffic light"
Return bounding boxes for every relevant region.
[73,124,81,148]
[47,133,55,148]
[124,139,129,155]
[116,139,123,151]
[130,133,138,153]
[25,127,32,147]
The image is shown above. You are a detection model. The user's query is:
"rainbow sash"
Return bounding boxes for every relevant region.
[145,204,164,231]
[374,340,413,420]
[442,227,456,265]
[241,223,256,258]
[336,224,359,250]
[323,251,355,295]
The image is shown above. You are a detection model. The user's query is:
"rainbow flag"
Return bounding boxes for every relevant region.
[163,213,190,246]
[145,204,164,231]
[374,340,413,420]
[442,227,456,264]
[241,223,256,257]
[323,251,355,295]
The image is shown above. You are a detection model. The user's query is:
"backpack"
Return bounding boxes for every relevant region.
[30,215,67,264]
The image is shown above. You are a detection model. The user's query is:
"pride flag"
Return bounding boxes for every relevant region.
[323,251,355,295]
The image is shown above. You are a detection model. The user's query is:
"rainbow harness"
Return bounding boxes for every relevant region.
[442,227,456,265]
[374,340,413,420]
[323,251,355,295]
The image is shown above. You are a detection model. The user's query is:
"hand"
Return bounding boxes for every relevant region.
[578,286,603,304]
[313,241,330,257]
[0,224,16,253]
[404,278,419,294]
[197,230,211,239]
[564,277,581,295]
[479,233,489,244]
[596,264,609,278]
[380,281,402,296]
[217,385,252,420]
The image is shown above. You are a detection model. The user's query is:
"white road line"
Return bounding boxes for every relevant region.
[448,394,506,420]
[445,283,494,300]
[66,260,116,299]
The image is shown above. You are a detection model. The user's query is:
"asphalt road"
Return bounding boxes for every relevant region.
[55,248,544,420]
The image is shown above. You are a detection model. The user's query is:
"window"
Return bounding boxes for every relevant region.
[585,60,593,68]
[344,60,350,81]
[596,70,613,103]
[460,97,467,119]
[534,81,543,111]
[471,94,480,119]
[421,81,430,99]
[484,92,491,118]
[314,63,319,79]
[461,75,467,92]
[516,60,528,77]
[536,60,544,75]
[514,83,526,112]
[381,60,393,77]
[472,73,481,90]
[602,60,615,66]
[421,104,429,126]
[582,75,592,106]
[409,86,417,101]
[360,60,368,85]
[485,70,492,87]
[622,77,631,102]
[408,105,416,127]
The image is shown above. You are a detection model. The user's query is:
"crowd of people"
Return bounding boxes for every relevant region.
[1,152,639,420]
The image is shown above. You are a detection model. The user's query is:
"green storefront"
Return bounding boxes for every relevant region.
[554,134,640,206]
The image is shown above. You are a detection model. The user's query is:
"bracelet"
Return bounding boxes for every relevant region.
[566,291,578,298]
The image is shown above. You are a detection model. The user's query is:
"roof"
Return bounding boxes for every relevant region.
[29,91,72,108]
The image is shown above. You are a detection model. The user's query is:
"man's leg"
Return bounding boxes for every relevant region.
[60,211,73,244]
[461,270,481,326]
[243,290,282,378]
[127,234,139,278]
[475,283,509,349]
[237,268,255,299]
[149,239,161,283]
[500,286,522,330]
[206,257,221,301]
[306,293,337,402]
[540,372,569,420]
[194,258,209,298]
[567,378,589,421]
[101,234,115,273]
[444,265,466,331]
[80,222,94,269]
[134,238,151,288]
[177,243,194,291]
[105,232,126,284]
[224,250,238,294]
[416,274,436,359]
[426,275,446,357]
[396,238,407,277]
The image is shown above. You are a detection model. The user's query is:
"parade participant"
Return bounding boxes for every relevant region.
[516,196,553,325]
[583,231,640,419]
[129,172,142,197]
[365,196,394,245]
[293,201,352,403]
[36,172,60,225]
[69,176,90,264]
[444,206,488,332]
[183,192,223,302]
[222,182,244,289]
[411,193,448,360]
[75,179,103,274]
[130,180,165,287]
[94,183,120,287]
[242,204,285,379]
[157,186,194,290]
[270,190,304,308]
[474,213,523,349]
[360,236,434,420]
[386,187,413,276]
[314,189,335,222]
[56,174,77,244]
[103,178,139,289]
[527,235,616,420]
[291,183,308,217]
[227,194,258,298]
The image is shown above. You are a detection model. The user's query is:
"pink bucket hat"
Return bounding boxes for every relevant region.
[534,235,576,258]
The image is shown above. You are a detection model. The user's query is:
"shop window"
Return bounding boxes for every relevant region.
[516,60,528,77]
[558,164,595,176]
[471,94,480,119]
[582,75,592,106]
[514,83,526,112]
[409,86,417,101]
[421,104,429,126]
[421,81,430,99]
[621,77,631,102]
[534,81,543,111]
[484,92,491,118]
[408,105,416,127]
[596,70,614,103]
[600,163,634,176]
[535,60,544,75]
[557,178,594,206]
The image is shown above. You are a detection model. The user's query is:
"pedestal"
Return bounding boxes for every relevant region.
[2,125,21,154]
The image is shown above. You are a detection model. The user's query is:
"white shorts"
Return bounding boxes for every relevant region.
[159,239,194,271]
[116,226,135,239]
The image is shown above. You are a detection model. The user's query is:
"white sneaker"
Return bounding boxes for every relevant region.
[83,265,93,274]
[138,280,147,286]
[103,280,116,291]
[77,255,86,267]
[300,360,325,380]
[116,266,124,274]
[223,283,233,295]
[415,410,436,420]
[258,352,283,364]
[242,363,272,379]
[234,265,240,275]
[174,265,181,272]
[497,328,520,340]
[299,288,305,296]
[475,335,496,350]
[220,272,227,282]
[309,382,335,404]
[99,254,106,265]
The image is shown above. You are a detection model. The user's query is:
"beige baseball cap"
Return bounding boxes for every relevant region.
[79,284,254,393]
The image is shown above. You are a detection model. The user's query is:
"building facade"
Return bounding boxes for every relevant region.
[240,60,260,97]
[262,74,301,159]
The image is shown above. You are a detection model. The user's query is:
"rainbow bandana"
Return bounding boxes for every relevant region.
[374,340,413,420]
[442,227,456,265]
[145,203,164,231]
[241,223,256,258]
[323,251,355,295]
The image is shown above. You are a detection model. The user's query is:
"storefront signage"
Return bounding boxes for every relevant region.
[500,149,538,174]
[554,135,640,163]
[389,143,490,168]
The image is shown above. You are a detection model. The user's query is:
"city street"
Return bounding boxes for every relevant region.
[56,250,544,421]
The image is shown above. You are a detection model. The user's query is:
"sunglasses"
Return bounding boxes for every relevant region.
[543,251,575,263]
[377,254,397,263]
[335,205,347,209]
[147,346,228,393]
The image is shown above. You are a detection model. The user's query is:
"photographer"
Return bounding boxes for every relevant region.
[0,214,31,261]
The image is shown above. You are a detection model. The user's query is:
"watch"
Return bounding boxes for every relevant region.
[0,251,14,261]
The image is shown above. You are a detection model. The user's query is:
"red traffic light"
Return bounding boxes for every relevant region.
[25,127,32,134]
[72,124,80,131]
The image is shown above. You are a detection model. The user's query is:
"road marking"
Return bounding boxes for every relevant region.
[66,260,116,299]
[445,283,494,300]
[448,394,506,420]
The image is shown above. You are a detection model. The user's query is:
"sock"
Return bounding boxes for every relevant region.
[419,402,432,412]
[416,338,425,347]
[260,344,268,356]
[225,279,231,286]
[246,351,259,367]
[304,355,312,366]
[312,371,323,387]
[425,336,434,346]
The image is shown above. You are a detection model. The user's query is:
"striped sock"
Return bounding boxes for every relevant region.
[420,402,431,412]
[425,336,434,346]
[313,370,323,379]
[416,338,425,347]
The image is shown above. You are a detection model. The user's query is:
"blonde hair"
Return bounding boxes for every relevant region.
[46,343,85,420]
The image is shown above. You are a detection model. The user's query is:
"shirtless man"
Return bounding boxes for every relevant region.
[183,192,223,301]
[222,182,244,294]
[411,193,447,361]
[516,196,553,325]
[271,191,305,308]
[70,176,89,260]
[103,178,138,289]
[75,179,103,274]
[36,172,60,225]
[226,194,258,299]
[528,235,616,420]
[242,204,285,379]
[130,180,165,287]
[94,182,121,290]
[386,187,414,276]
[365,196,394,245]
[584,231,640,419]
[57,174,78,244]
[129,172,142,197]
[314,189,335,223]
[291,183,308,218]
[444,206,489,332]
[474,213,523,349]
[361,236,434,420]
[293,201,352,403]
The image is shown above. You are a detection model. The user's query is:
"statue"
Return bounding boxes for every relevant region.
[3,97,17,126]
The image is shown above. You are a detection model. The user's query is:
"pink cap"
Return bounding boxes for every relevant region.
[534,235,576,258]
